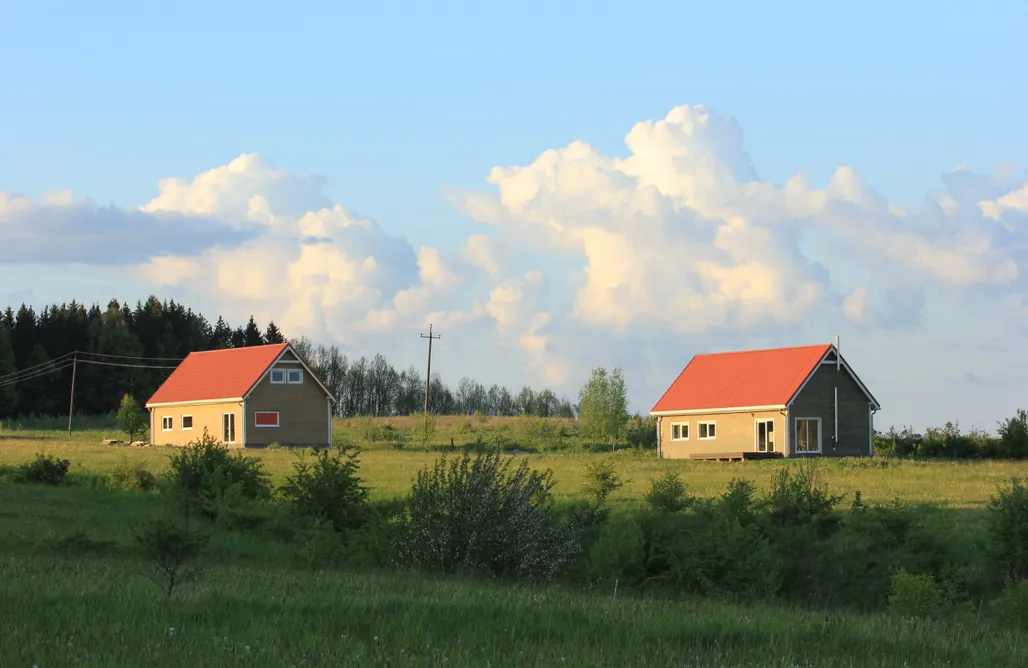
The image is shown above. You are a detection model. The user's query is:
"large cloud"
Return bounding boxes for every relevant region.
[0,189,256,264]
[135,154,483,346]
[453,105,1027,340]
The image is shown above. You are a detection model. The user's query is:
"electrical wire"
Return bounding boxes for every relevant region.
[77,351,184,362]
[0,361,76,389]
[0,355,178,388]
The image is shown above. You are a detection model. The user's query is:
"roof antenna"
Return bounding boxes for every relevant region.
[835,334,840,371]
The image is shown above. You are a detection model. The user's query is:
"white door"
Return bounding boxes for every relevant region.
[755,419,775,453]
[223,413,236,444]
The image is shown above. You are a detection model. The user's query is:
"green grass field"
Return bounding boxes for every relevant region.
[4,418,1028,666]
[2,417,1027,507]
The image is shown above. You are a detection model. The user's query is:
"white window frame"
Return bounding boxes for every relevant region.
[794,417,822,454]
[254,411,280,428]
[161,416,173,431]
[286,369,303,384]
[755,418,775,453]
[181,414,193,431]
[670,422,689,440]
[270,369,286,384]
[698,421,717,440]
[222,412,237,444]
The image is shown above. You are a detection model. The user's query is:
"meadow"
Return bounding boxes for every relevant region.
[4,417,1028,666]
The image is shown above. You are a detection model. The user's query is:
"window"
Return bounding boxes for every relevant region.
[254,411,280,427]
[223,413,236,444]
[698,421,716,440]
[182,415,193,430]
[270,369,285,384]
[162,416,173,431]
[287,369,302,384]
[795,417,821,453]
[670,422,689,440]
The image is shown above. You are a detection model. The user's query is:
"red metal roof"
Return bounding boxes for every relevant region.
[650,344,832,413]
[146,343,289,406]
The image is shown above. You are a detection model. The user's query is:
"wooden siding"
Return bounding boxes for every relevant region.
[150,401,243,447]
[658,409,787,459]
[788,362,871,457]
[244,361,330,447]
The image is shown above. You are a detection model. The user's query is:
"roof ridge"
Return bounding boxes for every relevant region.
[694,343,831,357]
[188,342,290,355]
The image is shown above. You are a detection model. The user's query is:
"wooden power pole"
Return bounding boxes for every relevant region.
[67,352,78,438]
[420,324,441,413]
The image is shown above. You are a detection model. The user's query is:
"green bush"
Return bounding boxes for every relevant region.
[989,578,1028,627]
[165,428,272,522]
[764,463,842,534]
[110,457,156,492]
[131,511,211,600]
[16,453,70,485]
[642,506,782,601]
[393,449,580,581]
[987,477,1028,581]
[278,445,370,533]
[645,471,692,514]
[888,568,947,617]
[582,460,625,505]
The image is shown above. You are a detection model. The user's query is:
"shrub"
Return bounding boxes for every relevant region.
[989,578,1028,627]
[582,460,625,505]
[642,506,781,601]
[115,393,147,443]
[645,471,691,513]
[131,512,210,600]
[16,453,70,485]
[393,449,579,581]
[998,410,1028,459]
[888,568,947,617]
[110,457,157,492]
[764,462,842,533]
[165,428,272,522]
[987,477,1028,581]
[278,445,370,533]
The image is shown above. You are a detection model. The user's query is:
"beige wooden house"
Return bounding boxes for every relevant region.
[145,342,334,448]
[649,342,880,460]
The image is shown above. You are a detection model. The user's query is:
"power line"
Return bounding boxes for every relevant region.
[78,350,185,362]
[0,356,177,389]
[0,361,76,388]
[0,354,76,383]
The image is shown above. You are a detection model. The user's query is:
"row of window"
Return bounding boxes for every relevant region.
[669,421,716,441]
[667,417,822,453]
[160,411,281,431]
[271,368,303,384]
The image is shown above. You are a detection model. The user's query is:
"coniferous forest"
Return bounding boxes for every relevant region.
[0,295,577,420]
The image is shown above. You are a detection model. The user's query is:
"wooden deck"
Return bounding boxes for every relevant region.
[687,451,784,462]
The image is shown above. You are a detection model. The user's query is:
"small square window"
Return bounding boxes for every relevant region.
[698,421,716,439]
[182,415,193,430]
[162,416,173,431]
[670,422,689,440]
[287,369,302,384]
[270,369,285,384]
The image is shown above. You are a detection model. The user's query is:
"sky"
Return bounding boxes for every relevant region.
[2,0,1027,433]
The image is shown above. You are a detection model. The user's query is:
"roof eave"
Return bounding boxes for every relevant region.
[145,397,245,409]
[650,404,787,417]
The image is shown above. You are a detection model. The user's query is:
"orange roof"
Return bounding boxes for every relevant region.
[650,344,833,413]
[146,343,290,406]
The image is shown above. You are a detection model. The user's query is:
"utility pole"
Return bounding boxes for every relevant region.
[420,324,441,413]
[67,352,78,438]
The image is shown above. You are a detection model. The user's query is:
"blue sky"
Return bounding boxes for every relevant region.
[2,0,1027,432]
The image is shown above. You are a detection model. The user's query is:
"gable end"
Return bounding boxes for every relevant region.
[787,347,880,409]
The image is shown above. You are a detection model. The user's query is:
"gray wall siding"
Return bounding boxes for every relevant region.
[789,363,871,457]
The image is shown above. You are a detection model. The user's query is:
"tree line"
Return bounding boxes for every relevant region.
[0,295,577,420]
